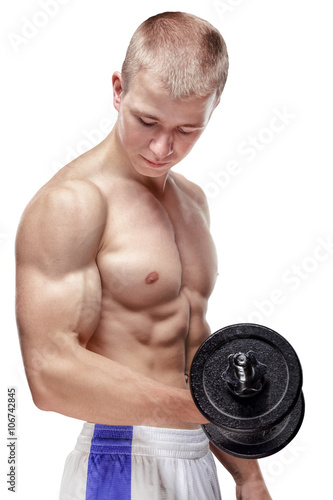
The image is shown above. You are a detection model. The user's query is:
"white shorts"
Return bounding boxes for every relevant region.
[59,423,221,499]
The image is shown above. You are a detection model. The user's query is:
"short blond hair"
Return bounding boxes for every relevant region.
[121,12,229,101]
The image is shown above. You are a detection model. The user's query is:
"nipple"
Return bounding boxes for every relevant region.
[145,271,159,285]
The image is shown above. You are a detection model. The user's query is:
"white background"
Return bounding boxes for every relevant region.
[1,0,332,498]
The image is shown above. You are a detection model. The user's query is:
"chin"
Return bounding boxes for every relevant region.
[139,167,171,179]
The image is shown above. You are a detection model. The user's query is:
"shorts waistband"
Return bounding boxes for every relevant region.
[75,423,210,459]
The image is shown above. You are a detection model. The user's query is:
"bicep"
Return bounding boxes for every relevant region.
[16,263,102,354]
[15,181,106,376]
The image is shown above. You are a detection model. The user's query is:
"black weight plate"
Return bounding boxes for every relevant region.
[203,392,305,459]
[190,324,303,432]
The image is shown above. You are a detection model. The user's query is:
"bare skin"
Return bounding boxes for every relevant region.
[16,70,272,499]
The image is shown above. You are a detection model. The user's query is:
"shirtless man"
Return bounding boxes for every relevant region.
[16,12,272,500]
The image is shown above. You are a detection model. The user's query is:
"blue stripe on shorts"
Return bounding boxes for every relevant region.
[86,425,133,500]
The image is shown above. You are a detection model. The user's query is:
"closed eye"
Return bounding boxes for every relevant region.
[178,128,193,135]
[139,118,156,127]
[138,117,197,135]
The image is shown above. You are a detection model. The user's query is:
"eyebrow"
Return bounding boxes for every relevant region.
[133,108,205,129]
[139,112,160,121]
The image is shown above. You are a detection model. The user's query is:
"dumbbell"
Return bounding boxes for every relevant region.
[190,323,305,459]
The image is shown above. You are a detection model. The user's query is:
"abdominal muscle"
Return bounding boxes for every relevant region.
[86,289,205,430]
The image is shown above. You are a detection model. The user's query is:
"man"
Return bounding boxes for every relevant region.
[16,11,272,500]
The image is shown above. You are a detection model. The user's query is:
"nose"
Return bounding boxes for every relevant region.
[149,133,173,159]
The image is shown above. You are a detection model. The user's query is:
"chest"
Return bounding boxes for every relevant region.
[97,184,217,309]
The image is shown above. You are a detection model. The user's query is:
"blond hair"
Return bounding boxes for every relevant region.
[121,12,229,101]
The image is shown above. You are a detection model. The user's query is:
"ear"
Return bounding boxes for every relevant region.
[112,71,124,112]
[208,97,221,121]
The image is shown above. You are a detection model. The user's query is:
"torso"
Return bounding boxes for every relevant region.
[48,140,218,427]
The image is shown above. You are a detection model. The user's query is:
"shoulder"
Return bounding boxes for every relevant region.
[171,172,210,223]
[21,178,106,229]
[16,179,107,266]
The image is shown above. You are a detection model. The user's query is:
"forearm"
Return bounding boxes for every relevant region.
[210,443,272,500]
[29,343,206,426]
[210,443,264,484]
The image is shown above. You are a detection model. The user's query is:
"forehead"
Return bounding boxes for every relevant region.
[123,70,216,126]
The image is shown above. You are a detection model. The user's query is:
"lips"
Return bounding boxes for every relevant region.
[141,156,169,168]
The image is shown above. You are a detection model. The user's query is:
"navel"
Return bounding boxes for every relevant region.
[145,271,159,285]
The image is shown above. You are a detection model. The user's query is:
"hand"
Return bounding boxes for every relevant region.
[236,478,272,500]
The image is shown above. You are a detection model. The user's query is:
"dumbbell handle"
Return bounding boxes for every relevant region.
[221,350,267,397]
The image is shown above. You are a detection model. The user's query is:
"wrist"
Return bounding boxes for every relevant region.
[233,462,264,486]
[236,476,272,500]
[210,445,264,486]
